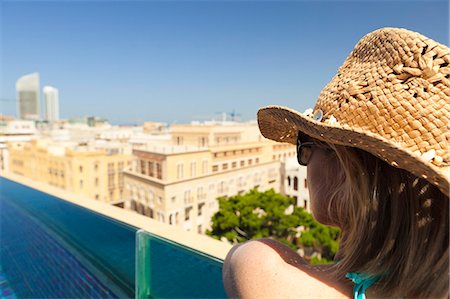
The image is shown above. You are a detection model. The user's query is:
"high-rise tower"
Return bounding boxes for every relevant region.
[16,73,40,120]
[43,86,59,122]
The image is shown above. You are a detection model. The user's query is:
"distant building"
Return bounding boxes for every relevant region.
[0,119,36,174]
[43,86,59,122]
[143,122,166,134]
[283,157,311,213]
[16,73,40,120]
[8,139,132,204]
[124,121,296,234]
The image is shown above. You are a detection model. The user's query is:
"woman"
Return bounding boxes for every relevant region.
[222,28,449,298]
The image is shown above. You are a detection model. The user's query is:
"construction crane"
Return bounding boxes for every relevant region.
[214,109,242,122]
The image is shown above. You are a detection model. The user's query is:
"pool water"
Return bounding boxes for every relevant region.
[0,178,135,298]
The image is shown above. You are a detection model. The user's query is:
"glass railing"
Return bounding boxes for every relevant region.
[1,177,228,299]
[136,229,227,299]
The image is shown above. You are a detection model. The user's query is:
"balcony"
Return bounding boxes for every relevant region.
[0,175,231,298]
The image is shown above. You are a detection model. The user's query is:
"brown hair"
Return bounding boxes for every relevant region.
[325,145,449,298]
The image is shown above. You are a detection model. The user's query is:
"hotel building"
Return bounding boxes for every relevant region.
[123,121,296,233]
[8,139,132,204]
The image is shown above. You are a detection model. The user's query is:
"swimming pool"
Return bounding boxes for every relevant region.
[1,178,135,298]
[0,177,227,298]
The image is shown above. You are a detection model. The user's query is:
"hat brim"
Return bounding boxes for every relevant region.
[257,105,450,196]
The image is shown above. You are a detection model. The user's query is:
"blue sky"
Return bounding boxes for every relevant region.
[1,0,448,125]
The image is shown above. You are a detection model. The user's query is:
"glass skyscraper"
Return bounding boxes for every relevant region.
[16,73,40,120]
[43,85,59,122]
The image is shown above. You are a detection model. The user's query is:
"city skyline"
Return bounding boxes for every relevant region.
[1,1,448,124]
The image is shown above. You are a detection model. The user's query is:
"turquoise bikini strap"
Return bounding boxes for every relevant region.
[346,272,380,299]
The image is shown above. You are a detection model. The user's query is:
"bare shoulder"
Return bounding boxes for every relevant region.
[222,239,351,299]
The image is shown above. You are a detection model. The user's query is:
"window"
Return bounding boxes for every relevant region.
[184,190,192,204]
[185,207,192,221]
[95,177,99,187]
[294,177,299,191]
[197,225,202,234]
[240,160,245,167]
[148,191,154,204]
[157,212,165,222]
[156,163,162,179]
[79,180,83,189]
[198,202,205,216]
[287,176,291,186]
[190,161,196,177]
[304,199,308,210]
[158,196,163,204]
[148,161,154,177]
[218,181,225,193]
[79,166,83,173]
[212,165,218,172]
[202,160,208,174]
[108,163,115,190]
[200,137,207,147]
[95,194,99,200]
[222,163,228,170]
[304,179,308,189]
[232,161,237,168]
[140,160,146,175]
[197,187,204,200]
[255,158,259,164]
[118,162,124,188]
[177,163,184,179]
[248,159,252,165]
[146,207,154,218]
[94,162,99,171]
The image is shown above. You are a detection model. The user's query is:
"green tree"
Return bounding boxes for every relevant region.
[207,188,340,263]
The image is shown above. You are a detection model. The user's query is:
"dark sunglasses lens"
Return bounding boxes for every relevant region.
[301,146,312,165]
[298,145,312,166]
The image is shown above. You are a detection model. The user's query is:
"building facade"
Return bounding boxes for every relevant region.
[43,86,59,122]
[16,73,40,120]
[8,139,132,204]
[282,157,311,213]
[0,119,36,174]
[124,122,296,233]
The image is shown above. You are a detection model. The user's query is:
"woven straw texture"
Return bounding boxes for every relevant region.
[258,28,450,195]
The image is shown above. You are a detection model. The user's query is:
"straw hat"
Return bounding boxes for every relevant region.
[258,28,450,195]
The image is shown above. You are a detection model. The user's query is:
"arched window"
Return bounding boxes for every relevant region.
[294,177,298,191]
[287,176,291,186]
[145,207,154,218]
[137,203,144,215]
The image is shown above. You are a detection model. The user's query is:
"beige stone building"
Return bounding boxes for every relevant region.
[124,121,296,233]
[283,157,311,213]
[8,139,132,204]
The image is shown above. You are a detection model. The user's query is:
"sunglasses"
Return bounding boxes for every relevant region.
[296,133,315,166]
